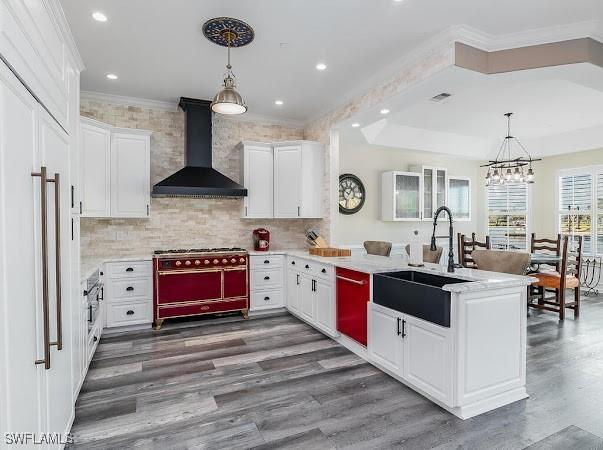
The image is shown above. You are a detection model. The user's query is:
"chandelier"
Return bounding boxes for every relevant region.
[482,113,540,186]
[202,17,254,115]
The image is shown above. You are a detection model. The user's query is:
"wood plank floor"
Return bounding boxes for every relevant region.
[69,295,603,449]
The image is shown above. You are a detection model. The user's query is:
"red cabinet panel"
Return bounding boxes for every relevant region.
[336,268,370,346]
[156,270,221,304]
[158,299,248,319]
[223,268,247,299]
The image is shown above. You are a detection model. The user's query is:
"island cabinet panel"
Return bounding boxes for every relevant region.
[403,314,453,404]
[286,268,300,313]
[456,289,526,406]
[368,303,404,374]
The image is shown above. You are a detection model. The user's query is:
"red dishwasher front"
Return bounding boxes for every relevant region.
[336,268,370,346]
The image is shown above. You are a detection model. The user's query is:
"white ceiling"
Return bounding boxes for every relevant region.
[60,0,603,123]
[344,63,603,159]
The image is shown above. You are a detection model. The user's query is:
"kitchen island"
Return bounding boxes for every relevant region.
[269,250,535,419]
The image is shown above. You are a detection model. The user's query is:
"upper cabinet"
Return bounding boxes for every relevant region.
[80,117,151,218]
[382,168,471,222]
[240,140,324,219]
[381,171,422,221]
[448,176,471,221]
[274,141,324,219]
[239,142,274,218]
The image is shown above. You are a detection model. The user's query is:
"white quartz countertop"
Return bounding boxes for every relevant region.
[284,250,535,293]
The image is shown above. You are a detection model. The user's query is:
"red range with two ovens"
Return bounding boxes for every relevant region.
[153,248,249,329]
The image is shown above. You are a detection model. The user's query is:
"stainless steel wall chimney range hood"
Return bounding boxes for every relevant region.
[151,97,247,198]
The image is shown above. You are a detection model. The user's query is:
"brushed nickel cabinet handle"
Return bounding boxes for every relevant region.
[336,275,366,286]
[48,172,62,351]
[32,167,51,369]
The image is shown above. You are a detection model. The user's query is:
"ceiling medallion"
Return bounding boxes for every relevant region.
[202,17,254,115]
[482,113,541,186]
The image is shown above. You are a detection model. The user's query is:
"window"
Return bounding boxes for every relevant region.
[487,182,529,250]
[557,167,603,256]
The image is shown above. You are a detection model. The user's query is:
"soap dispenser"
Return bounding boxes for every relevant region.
[409,230,424,267]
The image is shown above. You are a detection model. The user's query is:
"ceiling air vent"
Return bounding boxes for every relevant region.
[430,92,452,102]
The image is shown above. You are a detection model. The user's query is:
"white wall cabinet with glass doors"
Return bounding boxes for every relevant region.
[381,169,470,222]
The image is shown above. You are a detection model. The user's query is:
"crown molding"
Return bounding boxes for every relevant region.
[80,90,304,128]
[48,0,85,70]
[81,91,179,111]
[304,21,602,126]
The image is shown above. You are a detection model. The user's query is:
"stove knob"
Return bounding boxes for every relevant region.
[175,261,182,267]
[195,260,201,266]
[239,258,246,263]
[213,259,219,264]
[204,260,210,265]
[185,260,191,266]
[231,258,237,263]
[222,259,228,264]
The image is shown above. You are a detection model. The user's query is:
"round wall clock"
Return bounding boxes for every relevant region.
[339,173,366,215]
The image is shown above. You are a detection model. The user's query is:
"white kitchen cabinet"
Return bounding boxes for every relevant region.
[286,266,301,313]
[314,278,337,337]
[381,171,423,221]
[300,275,315,321]
[239,142,273,218]
[274,141,324,218]
[80,118,152,218]
[403,314,453,404]
[80,118,111,217]
[249,254,285,312]
[0,57,78,442]
[368,303,404,374]
[368,304,453,404]
[104,260,153,328]
[110,129,152,218]
[412,165,447,221]
[448,176,471,221]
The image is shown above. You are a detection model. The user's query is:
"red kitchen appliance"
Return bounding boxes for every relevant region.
[153,248,248,329]
[252,228,270,251]
[336,267,370,346]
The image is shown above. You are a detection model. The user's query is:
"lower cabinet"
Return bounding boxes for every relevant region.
[368,303,453,405]
[286,256,337,338]
[104,260,153,328]
[250,254,285,312]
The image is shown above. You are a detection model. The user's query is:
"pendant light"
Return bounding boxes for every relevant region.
[202,17,254,115]
[482,113,541,186]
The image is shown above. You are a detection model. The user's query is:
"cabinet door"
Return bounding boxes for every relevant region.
[315,279,336,337]
[38,106,75,438]
[243,144,273,218]
[274,145,301,218]
[368,304,403,375]
[80,121,111,217]
[395,172,422,221]
[111,132,150,218]
[286,269,300,313]
[0,60,45,437]
[448,176,471,221]
[299,142,324,218]
[403,314,453,405]
[300,275,315,321]
[423,167,447,221]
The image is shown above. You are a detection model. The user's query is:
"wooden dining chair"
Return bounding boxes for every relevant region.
[457,233,490,268]
[530,236,583,320]
[471,249,530,275]
[364,241,392,257]
[404,244,443,264]
[530,233,562,271]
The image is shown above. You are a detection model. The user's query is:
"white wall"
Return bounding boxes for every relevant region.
[335,133,481,248]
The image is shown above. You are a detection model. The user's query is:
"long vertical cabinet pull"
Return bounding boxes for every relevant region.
[32,167,51,369]
[48,172,62,350]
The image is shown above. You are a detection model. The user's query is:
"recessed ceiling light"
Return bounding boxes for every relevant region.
[106,73,118,80]
[92,11,108,22]
[394,0,404,2]
[315,63,327,71]
[351,123,360,128]
[274,100,284,106]
[380,109,390,115]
